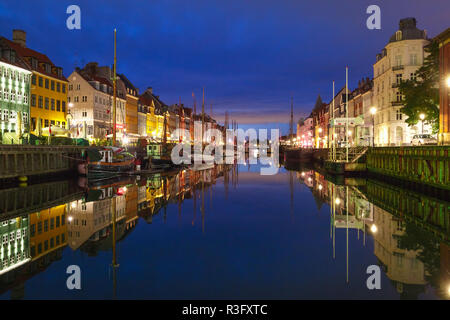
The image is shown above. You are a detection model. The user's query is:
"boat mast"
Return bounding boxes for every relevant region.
[202,87,205,146]
[112,29,117,146]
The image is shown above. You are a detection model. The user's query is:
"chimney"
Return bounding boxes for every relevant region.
[147,87,153,94]
[12,29,26,48]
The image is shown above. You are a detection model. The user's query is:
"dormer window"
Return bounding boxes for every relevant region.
[45,63,51,73]
[395,31,402,41]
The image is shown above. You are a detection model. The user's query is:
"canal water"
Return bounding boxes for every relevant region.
[0,163,448,299]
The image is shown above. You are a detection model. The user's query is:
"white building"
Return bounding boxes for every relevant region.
[67,63,126,140]
[373,18,430,146]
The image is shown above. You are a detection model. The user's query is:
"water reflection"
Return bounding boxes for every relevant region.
[297,168,450,299]
[0,163,449,299]
[0,164,234,298]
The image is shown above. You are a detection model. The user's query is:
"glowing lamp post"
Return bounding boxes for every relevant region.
[419,113,425,134]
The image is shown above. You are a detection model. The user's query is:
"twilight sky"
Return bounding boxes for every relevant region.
[0,0,449,134]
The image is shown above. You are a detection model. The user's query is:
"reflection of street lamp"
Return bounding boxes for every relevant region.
[335,198,341,205]
[446,75,450,88]
[370,107,377,147]
[419,113,425,134]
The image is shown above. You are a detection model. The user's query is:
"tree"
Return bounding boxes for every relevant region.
[399,41,440,133]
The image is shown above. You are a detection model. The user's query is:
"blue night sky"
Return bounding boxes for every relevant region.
[0,0,449,134]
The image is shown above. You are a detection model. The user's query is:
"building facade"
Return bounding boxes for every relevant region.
[297,116,314,148]
[2,30,68,138]
[68,63,126,141]
[0,57,31,144]
[373,18,430,146]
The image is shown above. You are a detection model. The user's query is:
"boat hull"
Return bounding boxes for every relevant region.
[78,159,135,178]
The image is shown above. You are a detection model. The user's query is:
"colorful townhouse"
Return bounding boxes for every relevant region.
[2,30,68,137]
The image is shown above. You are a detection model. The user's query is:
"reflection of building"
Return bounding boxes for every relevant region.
[66,192,126,250]
[0,216,30,275]
[372,205,427,298]
[29,205,67,260]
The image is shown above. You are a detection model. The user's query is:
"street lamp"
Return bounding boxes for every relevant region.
[370,107,377,147]
[446,75,450,88]
[419,113,425,134]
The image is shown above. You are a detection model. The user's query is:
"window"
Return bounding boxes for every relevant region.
[31,75,36,85]
[37,243,42,254]
[50,217,54,229]
[396,91,402,102]
[410,73,417,81]
[44,240,48,251]
[82,96,87,102]
[395,31,402,41]
[31,94,36,107]
[44,119,49,127]
[31,117,36,131]
[38,77,43,87]
[56,216,60,227]
[38,96,43,108]
[62,101,66,112]
[51,99,55,110]
[51,80,55,91]
[82,111,87,117]
[396,74,403,84]
[410,54,417,65]
[44,219,48,232]
[395,55,402,67]
[50,120,55,126]
[57,82,60,92]
[45,97,49,109]
[56,100,60,111]
[37,221,42,234]
[62,84,66,93]
[45,78,49,89]
[50,237,54,248]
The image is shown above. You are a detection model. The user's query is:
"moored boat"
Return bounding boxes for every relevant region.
[78,147,136,179]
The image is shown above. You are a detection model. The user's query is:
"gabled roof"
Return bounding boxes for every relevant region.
[1,37,67,81]
[118,73,139,97]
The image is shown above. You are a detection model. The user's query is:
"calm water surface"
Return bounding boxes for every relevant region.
[0,164,448,299]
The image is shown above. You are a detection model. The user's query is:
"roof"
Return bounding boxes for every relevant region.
[388,18,428,43]
[118,73,139,96]
[1,37,67,81]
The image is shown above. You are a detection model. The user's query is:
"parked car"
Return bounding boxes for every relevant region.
[411,134,437,146]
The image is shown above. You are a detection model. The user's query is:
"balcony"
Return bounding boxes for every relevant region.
[392,83,400,88]
[392,65,404,71]
[391,101,403,106]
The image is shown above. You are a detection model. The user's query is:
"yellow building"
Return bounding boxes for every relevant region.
[29,204,67,261]
[4,30,68,136]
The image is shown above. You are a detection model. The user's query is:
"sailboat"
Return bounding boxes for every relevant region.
[78,30,135,179]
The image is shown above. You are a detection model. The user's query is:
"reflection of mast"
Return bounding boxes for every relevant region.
[111,195,119,298]
[201,173,205,233]
[346,185,349,283]
[192,172,197,225]
[289,171,294,220]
